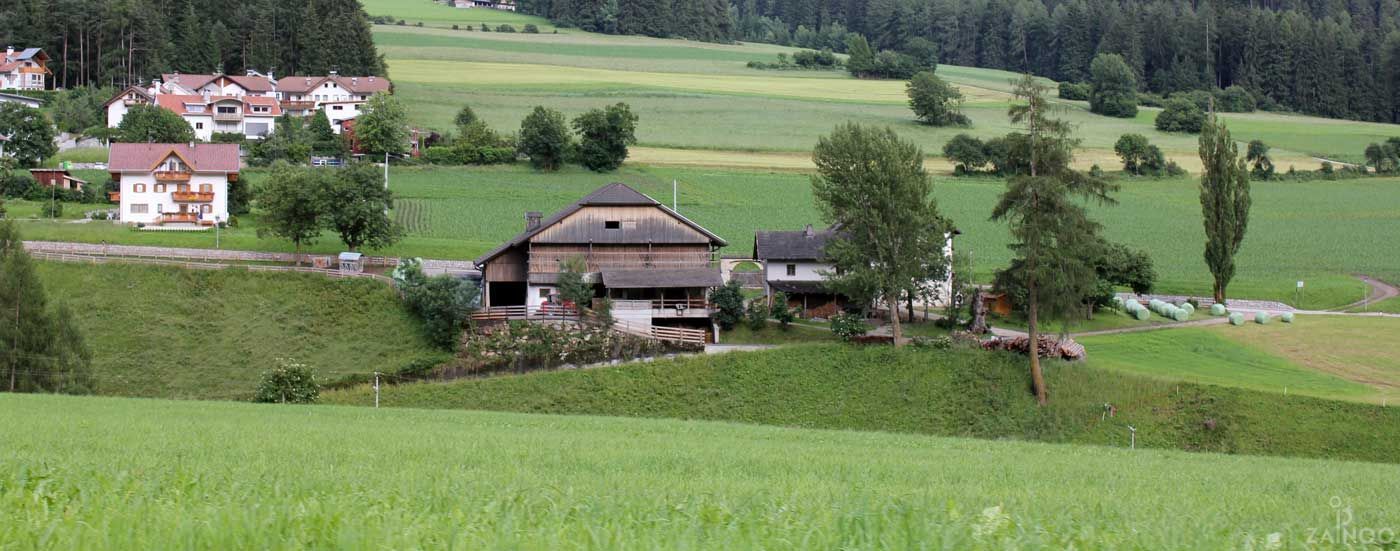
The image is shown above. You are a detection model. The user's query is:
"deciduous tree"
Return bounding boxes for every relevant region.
[518,106,572,171]
[906,70,969,126]
[1199,116,1251,304]
[255,164,325,263]
[572,103,638,172]
[320,163,401,252]
[113,104,195,144]
[0,103,57,168]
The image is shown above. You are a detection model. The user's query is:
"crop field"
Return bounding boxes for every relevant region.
[362,0,556,30]
[371,24,1399,165]
[1080,315,1400,404]
[3,393,1398,549]
[35,262,443,400]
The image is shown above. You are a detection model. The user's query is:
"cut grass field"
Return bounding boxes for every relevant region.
[1080,315,1400,404]
[16,164,1399,309]
[324,345,1400,464]
[373,25,1400,164]
[36,261,444,400]
[5,394,1398,548]
[363,0,556,30]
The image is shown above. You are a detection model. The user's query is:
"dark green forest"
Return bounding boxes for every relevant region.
[0,0,384,89]
[525,0,1400,123]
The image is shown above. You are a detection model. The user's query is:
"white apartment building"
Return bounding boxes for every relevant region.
[109,143,240,227]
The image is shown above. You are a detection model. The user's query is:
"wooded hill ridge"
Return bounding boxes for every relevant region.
[522,0,1400,124]
[0,0,384,90]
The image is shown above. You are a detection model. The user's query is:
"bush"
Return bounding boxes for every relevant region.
[1057,82,1090,101]
[1114,134,1167,176]
[452,24,459,30]
[518,106,572,171]
[0,173,36,198]
[906,71,968,127]
[942,134,987,174]
[1154,98,1206,133]
[745,300,769,330]
[770,292,796,327]
[710,280,745,330]
[496,24,516,33]
[401,264,481,351]
[523,24,540,33]
[1088,54,1138,118]
[40,200,62,218]
[253,360,320,404]
[1216,86,1256,112]
[829,312,870,342]
[909,335,953,350]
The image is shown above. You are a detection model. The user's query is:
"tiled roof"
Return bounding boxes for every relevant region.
[754,225,840,261]
[154,94,282,116]
[275,75,391,94]
[108,143,240,173]
[161,73,276,93]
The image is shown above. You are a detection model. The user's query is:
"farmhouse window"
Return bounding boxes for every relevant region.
[130,204,148,214]
[196,122,204,130]
[539,288,551,299]
[154,184,166,193]
[200,205,212,214]
[200,184,213,192]
[786,264,797,277]
[178,184,190,192]
[604,220,621,230]
[133,184,146,193]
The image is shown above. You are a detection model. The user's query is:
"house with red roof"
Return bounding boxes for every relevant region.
[275,71,391,117]
[159,71,277,97]
[104,91,283,141]
[0,47,50,91]
[108,143,241,227]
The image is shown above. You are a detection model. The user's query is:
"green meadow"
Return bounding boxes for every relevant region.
[371,24,1399,164]
[3,393,1398,549]
[35,262,443,400]
[362,0,556,30]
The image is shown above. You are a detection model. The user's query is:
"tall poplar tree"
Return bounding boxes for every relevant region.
[1198,116,1251,304]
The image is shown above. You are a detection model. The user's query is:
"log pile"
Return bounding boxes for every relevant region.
[982,336,1086,360]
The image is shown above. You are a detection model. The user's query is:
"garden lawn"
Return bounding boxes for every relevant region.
[35,261,445,400]
[4,393,1399,549]
[1079,315,1400,404]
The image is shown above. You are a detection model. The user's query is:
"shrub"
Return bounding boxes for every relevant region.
[1114,134,1168,176]
[710,280,745,330]
[1057,82,1090,101]
[518,106,572,171]
[910,335,953,350]
[770,292,796,328]
[829,312,870,342]
[1088,54,1138,118]
[1216,86,1256,112]
[402,268,481,350]
[496,24,516,33]
[452,24,459,30]
[906,71,968,127]
[942,134,987,174]
[480,22,490,32]
[745,300,769,330]
[253,360,320,404]
[41,201,63,218]
[1154,98,1206,133]
[523,24,540,33]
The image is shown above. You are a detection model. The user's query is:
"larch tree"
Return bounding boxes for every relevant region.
[810,123,950,347]
[990,75,1116,405]
[1198,116,1251,304]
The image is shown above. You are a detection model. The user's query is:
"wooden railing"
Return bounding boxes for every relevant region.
[608,317,707,345]
[107,191,120,202]
[470,305,580,322]
[471,306,708,345]
[171,191,215,202]
[154,171,192,182]
[610,298,709,312]
[528,251,713,273]
[212,112,242,122]
[158,212,199,224]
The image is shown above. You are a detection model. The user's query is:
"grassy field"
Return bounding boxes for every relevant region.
[5,394,1398,548]
[363,0,556,30]
[372,24,1400,165]
[324,344,1400,464]
[36,261,444,400]
[16,164,1399,309]
[1080,315,1400,404]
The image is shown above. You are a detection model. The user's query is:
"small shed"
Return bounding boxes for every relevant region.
[982,292,1013,317]
[338,252,364,274]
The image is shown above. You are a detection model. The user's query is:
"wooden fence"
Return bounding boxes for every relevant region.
[27,251,394,284]
[470,306,708,345]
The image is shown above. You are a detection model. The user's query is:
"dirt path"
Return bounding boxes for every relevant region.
[1330,275,1399,312]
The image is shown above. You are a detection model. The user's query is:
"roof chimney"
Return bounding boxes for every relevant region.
[4,46,13,59]
[803,224,814,238]
[329,70,338,77]
[525,211,542,231]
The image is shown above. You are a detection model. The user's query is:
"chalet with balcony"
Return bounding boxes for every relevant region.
[275,72,390,116]
[159,71,276,97]
[474,183,727,331]
[108,143,240,227]
[0,47,50,91]
[103,92,281,141]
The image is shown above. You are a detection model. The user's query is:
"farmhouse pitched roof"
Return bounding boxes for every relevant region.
[754,225,841,261]
[473,183,728,266]
[101,86,153,107]
[153,94,282,116]
[601,268,723,289]
[275,75,391,94]
[162,73,276,93]
[766,280,833,295]
[108,143,241,173]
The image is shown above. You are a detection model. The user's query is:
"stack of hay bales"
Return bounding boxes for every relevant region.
[1123,299,1151,320]
[1148,299,1191,322]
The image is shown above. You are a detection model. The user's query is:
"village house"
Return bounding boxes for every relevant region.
[474,183,727,334]
[275,72,390,117]
[159,71,277,97]
[754,224,960,318]
[29,168,87,191]
[450,0,517,11]
[108,143,240,227]
[0,47,49,91]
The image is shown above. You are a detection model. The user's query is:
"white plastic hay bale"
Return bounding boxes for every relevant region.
[1170,308,1190,322]
[1180,302,1195,315]
[1210,303,1228,316]
[1281,312,1295,323]
[1132,307,1150,321]
[1255,311,1271,324]
[1229,313,1245,326]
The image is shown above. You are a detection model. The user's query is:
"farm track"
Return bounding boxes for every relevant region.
[1330,275,1399,312]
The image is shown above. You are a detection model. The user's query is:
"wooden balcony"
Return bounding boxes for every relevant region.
[212,112,243,122]
[107,191,120,202]
[609,298,712,318]
[528,251,712,274]
[157,212,198,225]
[154,171,192,182]
[171,191,214,202]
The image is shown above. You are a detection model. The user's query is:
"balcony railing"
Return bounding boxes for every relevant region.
[171,191,215,202]
[107,191,120,202]
[610,298,711,314]
[212,112,242,122]
[154,171,192,182]
[528,251,713,273]
[158,212,199,225]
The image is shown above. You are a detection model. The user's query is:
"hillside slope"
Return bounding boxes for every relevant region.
[37,262,446,400]
[324,345,1400,464]
[2,394,1397,548]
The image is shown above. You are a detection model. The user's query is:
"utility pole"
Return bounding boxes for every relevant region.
[373,372,380,408]
[672,179,677,212]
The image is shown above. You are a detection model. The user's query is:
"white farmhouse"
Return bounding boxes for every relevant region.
[108,143,241,227]
[275,72,390,117]
[159,71,277,97]
[103,90,282,141]
[0,47,49,91]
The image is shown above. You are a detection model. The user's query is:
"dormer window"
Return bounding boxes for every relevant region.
[604,220,621,230]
